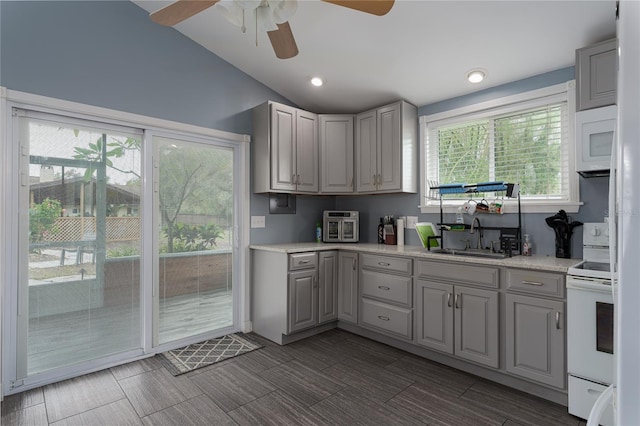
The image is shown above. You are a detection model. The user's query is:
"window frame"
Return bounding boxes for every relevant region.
[419,81,581,214]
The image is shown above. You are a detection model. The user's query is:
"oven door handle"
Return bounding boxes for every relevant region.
[567,279,613,293]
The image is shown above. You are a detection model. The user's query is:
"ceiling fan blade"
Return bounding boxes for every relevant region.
[150,0,220,26]
[267,22,299,59]
[322,0,394,16]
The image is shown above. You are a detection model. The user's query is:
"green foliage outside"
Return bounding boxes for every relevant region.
[73,135,232,254]
[160,223,223,253]
[29,198,62,243]
[437,106,562,197]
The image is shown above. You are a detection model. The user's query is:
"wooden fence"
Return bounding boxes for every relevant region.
[44,217,140,243]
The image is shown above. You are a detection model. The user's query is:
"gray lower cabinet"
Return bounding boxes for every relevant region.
[252,249,338,344]
[318,251,338,324]
[505,293,565,388]
[338,251,358,323]
[359,253,413,340]
[415,279,499,368]
[288,268,318,333]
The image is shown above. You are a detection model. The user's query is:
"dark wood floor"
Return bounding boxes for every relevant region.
[2,329,586,426]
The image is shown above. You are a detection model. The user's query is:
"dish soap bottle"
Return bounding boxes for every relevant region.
[316,222,322,243]
[456,207,464,224]
[522,234,532,256]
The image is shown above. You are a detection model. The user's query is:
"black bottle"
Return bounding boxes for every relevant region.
[377,218,384,244]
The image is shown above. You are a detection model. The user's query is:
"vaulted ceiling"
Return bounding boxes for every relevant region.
[133,0,617,113]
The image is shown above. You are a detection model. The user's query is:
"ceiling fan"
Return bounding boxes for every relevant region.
[149,0,395,59]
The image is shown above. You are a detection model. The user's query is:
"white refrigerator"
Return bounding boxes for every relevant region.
[593,1,640,425]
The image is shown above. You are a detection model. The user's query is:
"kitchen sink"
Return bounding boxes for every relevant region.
[430,248,510,259]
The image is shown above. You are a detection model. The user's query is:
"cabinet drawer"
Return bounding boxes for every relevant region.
[289,252,318,270]
[361,253,412,275]
[415,260,499,289]
[361,269,412,307]
[505,268,565,298]
[360,298,412,339]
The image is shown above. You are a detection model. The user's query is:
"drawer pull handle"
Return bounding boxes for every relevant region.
[555,311,560,330]
[522,280,543,286]
[447,292,452,307]
[587,388,603,396]
[298,260,310,264]
[378,315,390,321]
[378,262,390,267]
[378,286,390,291]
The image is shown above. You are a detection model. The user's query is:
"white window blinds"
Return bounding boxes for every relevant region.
[426,101,570,201]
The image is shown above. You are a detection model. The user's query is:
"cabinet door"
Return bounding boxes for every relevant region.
[320,115,354,193]
[295,110,319,192]
[454,286,499,368]
[576,39,617,111]
[288,269,318,333]
[270,103,297,191]
[318,251,338,324]
[376,103,401,191]
[338,251,358,323]
[355,110,377,192]
[415,280,454,354]
[506,294,565,388]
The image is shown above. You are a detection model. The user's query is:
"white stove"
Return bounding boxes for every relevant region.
[567,222,615,425]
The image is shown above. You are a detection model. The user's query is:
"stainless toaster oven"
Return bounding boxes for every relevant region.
[323,211,359,243]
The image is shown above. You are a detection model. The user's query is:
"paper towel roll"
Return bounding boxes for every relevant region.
[397,218,404,246]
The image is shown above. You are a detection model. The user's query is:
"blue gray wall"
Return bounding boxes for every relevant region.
[1,1,608,255]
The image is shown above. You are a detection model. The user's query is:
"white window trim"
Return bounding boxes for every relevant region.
[419,81,581,214]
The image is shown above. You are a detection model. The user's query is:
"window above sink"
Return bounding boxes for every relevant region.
[419,82,581,215]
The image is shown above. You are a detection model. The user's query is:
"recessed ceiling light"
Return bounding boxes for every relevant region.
[466,69,486,84]
[310,77,324,87]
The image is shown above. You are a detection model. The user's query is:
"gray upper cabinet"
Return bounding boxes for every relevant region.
[355,101,417,194]
[253,101,318,194]
[505,293,565,388]
[338,251,358,323]
[576,38,617,111]
[318,251,339,324]
[319,115,354,194]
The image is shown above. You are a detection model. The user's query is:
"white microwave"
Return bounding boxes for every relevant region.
[576,105,617,177]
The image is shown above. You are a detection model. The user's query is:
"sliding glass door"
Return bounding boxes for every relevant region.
[154,136,234,345]
[17,111,142,378]
[7,105,242,392]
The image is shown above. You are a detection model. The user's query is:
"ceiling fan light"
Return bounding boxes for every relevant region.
[236,0,262,10]
[466,69,486,83]
[257,5,279,31]
[311,77,324,87]
[216,0,245,28]
[269,0,298,24]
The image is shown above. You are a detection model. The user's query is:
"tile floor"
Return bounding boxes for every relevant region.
[2,329,587,426]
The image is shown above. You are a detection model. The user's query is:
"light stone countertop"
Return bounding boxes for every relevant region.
[249,242,581,273]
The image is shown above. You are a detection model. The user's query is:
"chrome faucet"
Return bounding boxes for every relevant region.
[469,217,483,249]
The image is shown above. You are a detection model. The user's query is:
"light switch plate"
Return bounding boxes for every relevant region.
[406,216,418,229]
[251,216,265,228]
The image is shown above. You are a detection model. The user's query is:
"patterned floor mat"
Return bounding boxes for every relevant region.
[159,333,262,376]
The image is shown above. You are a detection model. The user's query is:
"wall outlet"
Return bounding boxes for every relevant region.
[406,216,418,229]
[251,215,265,228]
